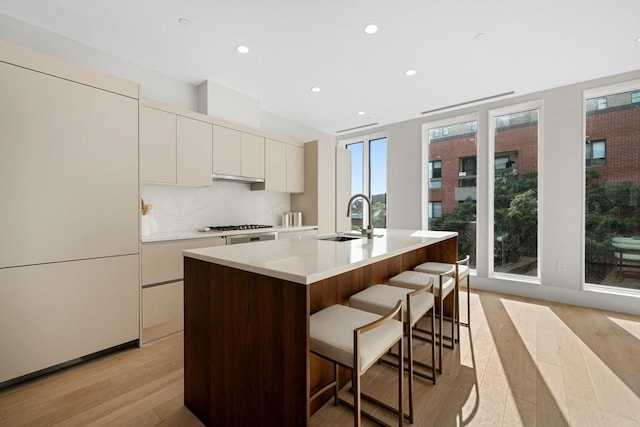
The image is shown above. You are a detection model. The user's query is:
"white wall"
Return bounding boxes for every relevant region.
[342,70,640,316]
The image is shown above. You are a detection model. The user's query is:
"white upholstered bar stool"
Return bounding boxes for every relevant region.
[310,303,404,427]
[389,268,455,374]
[349,282,435,423]
[414,255,471,342]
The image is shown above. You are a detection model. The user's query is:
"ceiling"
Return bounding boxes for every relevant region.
[1,1,639,135]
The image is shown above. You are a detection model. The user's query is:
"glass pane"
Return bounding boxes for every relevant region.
[428,119,478,268]
[493,109,539,277]
[585,88,640,290]
[370,137,387,229]
[347,142,363,231]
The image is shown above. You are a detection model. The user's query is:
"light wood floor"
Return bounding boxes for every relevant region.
[1,289,638,426]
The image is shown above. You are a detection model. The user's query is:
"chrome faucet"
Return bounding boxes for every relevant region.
[347,193,374,239]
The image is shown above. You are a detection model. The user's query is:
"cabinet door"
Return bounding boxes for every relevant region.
[0,63,139,268]
[212,125,242,176]
[142,281,183,343]
[264,139,287,191]
[177,116,213,187]
[0,255,139,383]
[140,106,177,184]
[286,144,305,193]
[241,133,265,179]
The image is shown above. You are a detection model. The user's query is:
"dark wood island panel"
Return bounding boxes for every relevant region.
[184,234,457,426]
[184,258,309,427]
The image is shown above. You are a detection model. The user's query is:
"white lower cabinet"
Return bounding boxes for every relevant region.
[142,282,184,344]
[0,255,139,384]
[141,237,225,343]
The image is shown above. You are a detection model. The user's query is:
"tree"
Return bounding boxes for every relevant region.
[431,198,476,264]
[432,172,538,270]
[584,169,639,281]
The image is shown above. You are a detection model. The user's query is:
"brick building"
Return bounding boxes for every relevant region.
[586,101,640,185]
[428,96,639,220]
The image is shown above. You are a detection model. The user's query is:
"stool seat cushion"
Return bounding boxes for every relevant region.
[414,262,454,275]
[389,270,454,298]
[310,304,403,373]
[349,284,434,327]
[415,261,469,280]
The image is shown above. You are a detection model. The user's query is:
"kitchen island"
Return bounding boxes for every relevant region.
[183,229,457,427]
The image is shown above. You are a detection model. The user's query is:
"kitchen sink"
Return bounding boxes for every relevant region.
[317,234,364,242]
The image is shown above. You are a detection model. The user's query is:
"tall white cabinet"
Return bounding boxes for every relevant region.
[291,141,336,234]
[0,42,139,385]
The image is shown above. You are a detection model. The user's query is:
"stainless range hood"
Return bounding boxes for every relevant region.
[211,173,265,184]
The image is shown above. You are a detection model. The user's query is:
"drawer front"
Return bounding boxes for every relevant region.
[142,237,224,285]
[142,281,183,343]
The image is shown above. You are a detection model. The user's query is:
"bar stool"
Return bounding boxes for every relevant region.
[389,268,455,374]
[349,282,435,423]
[310,302,404,427]
[414,255,471,341]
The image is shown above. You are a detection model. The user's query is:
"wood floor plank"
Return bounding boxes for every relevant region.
[0,290,638,427]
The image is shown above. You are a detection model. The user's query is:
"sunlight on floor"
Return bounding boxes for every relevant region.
[608,316,640,340]
[499,297,640,425]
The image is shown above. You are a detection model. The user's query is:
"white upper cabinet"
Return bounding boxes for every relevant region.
[241,133,265,179]
[212,125,242,176]
[253,139,304,192]
[140,106,177,184]
[261,139,287,191]
[286,144,305,193]
[213,125,265,179]
[140,99,297,190]
[141,104,212,187]
[177,116,212,187]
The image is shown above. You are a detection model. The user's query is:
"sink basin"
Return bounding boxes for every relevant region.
[317,234,364,242]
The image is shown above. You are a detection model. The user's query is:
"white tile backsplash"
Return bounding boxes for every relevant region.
[141,182,290,233]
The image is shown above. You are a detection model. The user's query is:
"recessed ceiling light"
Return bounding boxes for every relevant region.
[405,69,417,76]
[357,111,365,116]
[311,87,321,93]
[364,24,378,35]
[236,45,249,54]
[178,17,192,27]
[636,36,640,42]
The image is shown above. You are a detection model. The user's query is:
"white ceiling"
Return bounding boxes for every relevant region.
[1,1,639,135]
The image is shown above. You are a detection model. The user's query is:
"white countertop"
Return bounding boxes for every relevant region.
[141,225,318,243]
[183,229,457,285]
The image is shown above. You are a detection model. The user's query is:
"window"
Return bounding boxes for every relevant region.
[458,156,477,187]
[584,85,640,292]
[428,201,442,219]
[597,98,607,110]
[585,140,606,166]
[343,133,387,231]
[425,115,478,268]
[490,105,540,279]
[429,161,442,189]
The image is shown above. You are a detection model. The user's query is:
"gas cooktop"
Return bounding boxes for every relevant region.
[199,224,273,232]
